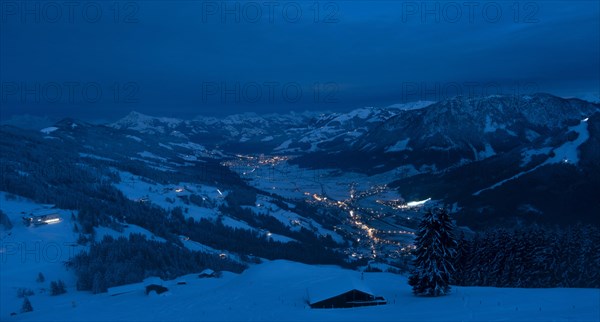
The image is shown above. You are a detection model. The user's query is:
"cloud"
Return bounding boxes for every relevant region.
[1,1,598,120]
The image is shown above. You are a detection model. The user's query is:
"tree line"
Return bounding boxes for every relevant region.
[409,208,600,298]
[453,224,600,288]
[69,233,246,293]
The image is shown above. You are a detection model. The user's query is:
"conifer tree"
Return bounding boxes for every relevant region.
[452,232,470,286]
[408,208,457,296]
[21,297,33,313]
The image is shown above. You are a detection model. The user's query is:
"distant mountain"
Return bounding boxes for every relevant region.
[0,114,56,130]
[289,94,600,227]
[3,93,599,317]
[5,93,599,232]
[110,105,421,154]
[0,120,350,271]
[352,93,598,168]
[111,94,600,228]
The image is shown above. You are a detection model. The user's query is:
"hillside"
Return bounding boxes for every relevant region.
[3,260,599,321]
[1,93,599,321]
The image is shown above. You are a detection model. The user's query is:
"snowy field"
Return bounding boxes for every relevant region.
[231,160,401,201]
[111,170,339,244]
[2,260,599,321]
[0,193,84,318]
[2,194,599,322]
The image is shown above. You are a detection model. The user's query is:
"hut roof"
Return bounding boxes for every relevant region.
[308,274,373,304]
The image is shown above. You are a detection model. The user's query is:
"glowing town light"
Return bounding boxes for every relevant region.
[175,188,184,193]
[405,197,431,207]
[216,189,223,196]
[583,117,589,122]
[44,218,61,224]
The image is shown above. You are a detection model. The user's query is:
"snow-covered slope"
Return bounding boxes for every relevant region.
[357,94,599,162]
[5,260,599,321]
[0,192,83,318]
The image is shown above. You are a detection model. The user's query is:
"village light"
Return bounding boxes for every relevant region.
[44,218,61,224]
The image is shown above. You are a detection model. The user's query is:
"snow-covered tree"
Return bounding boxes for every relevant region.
[92,273,105,294]
[0,210,12,230]
[408,208,457,297]
[451,232,470,285]
[21,297,33,313]
[36,272,45,283]
[50,280,66,296]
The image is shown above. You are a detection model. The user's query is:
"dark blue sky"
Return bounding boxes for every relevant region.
[1,1,599,122]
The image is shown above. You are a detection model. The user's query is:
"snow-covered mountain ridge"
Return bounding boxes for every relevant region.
[3,93,600,240]
[102,94,600,227]
[111,94,598,160]
[110,102,437,154]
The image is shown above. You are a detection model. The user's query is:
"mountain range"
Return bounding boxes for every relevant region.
[3,93,599,233]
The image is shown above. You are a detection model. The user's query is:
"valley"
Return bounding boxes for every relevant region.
[1,93,599,320]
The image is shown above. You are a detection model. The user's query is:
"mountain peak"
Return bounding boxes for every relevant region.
[111,111,185,134]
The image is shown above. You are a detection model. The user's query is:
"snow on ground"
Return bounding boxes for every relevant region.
[137,151,167,163]
[0,192,84,318]
[475,118,591,196]
[146,164,177,172]
[385,138,411,153]
[94,224,166,243]
[6,260,599,321]
[158,143,172,150]
[329,107,372,123]
[477,143,496,160]
[125,135,142,142]
[179,238,220,254]
[111,112,183,134]
[2,192,599,321]
[111,170,281,235]
[483,115,511,134]
[234,161,401,202]
[545,118,590,164]
[113,169,328,243]
[242,195,344,244]
[168,142,206,152]
[520,147,553,167]
[39,127,58,134]
[178,153,199,162]
[78,153,115,162]
[274,139,293,151]
[387,101,435,111]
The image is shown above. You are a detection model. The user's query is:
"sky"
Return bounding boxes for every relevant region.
[1,0,599,122]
